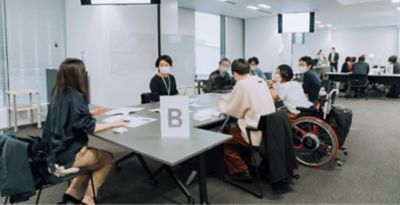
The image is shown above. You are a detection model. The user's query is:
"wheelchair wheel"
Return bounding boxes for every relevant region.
[292,116,339,167]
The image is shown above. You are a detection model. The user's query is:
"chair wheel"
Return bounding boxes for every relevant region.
[343,150,348,156]
[336,159,343,167]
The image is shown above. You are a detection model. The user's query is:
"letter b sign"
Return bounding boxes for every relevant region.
[161,96,190,138]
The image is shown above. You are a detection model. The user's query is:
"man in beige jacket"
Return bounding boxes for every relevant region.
[216,58,276,183]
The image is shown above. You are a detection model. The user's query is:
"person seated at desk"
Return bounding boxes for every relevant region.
[341,56,352,73]
[216,58,275,183]
[268,64,313,119]
[299,56,321,103]
[149,55,179,101]
[43,58,127,205]
[205,58,233,92]
[352,55,370,75]
[386,55,400,98]
[248,56,268,81]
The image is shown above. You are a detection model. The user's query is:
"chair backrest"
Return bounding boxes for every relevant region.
[140,92,152,104]
[323,89,338,119]
[348,73,368,88]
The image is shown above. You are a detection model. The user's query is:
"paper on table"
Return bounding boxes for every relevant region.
[190,102,202,108]
[105,107,144,115]
[103,115,157,128]
[193,108,221,121]
[148,108,160,113]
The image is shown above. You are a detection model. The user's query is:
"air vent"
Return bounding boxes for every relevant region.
[258,10,273,15]
[336,0,383,5]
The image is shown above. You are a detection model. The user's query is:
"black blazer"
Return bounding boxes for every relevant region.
[328,52,339,64]
[149,74,179,102]
[258,111,298,183]
[341,62,350,73]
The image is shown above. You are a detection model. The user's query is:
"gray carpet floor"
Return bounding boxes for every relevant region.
[1,95,400,204]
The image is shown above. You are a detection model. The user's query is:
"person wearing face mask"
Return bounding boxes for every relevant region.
[248,56,268,81]
[299,56,321,103]
[386,55,400,98]
[205,58,233,93]
[149,55,179,102]
[215,58,275,183]
[268,64,312,119]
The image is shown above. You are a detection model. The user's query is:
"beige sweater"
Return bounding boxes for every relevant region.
[223,76,276,146]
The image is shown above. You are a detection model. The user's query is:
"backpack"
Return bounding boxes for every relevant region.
[327,105,353,147]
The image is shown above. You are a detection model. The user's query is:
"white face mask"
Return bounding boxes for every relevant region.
[159,66,171,74]
[219,67,228,72]
[299,66,308,73]
[250,66,257,71]
[274,74,282,83]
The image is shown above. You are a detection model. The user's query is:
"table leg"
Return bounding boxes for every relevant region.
[198,153,209,205]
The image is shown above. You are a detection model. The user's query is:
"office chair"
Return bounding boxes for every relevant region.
[140,92,152,104]
[347,74,369,100]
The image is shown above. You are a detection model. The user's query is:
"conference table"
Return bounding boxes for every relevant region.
[326,72,400,84]
[93,93,231,204]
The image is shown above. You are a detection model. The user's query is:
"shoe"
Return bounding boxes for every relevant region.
[230,170,253,183]
[57,193,86,205]
[386,94,399,99]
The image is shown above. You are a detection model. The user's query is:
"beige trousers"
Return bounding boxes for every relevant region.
[69,146,114,198]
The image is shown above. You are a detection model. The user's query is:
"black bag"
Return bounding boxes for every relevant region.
[327,105,353,147]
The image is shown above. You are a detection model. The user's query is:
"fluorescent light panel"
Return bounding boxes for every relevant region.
[258,4,271,9]
[91,0,151,4]
[392,0,400,3]
[397,7,400,10]
[247,5,259,10]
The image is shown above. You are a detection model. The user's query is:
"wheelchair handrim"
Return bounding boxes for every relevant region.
[292,116,340,167]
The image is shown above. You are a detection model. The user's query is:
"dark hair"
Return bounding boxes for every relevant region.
[351,57,357,62]
[248,56,259,65]
[231,58,251,75]
[155,55,173,67]
[299,56,313,69]
[345,56,351,62]
[53,58,89,103]
[277,64,293,82]
[388,55,398,63]
[358,55,365,62]
[331,47,336,50]
[219,57,230,65]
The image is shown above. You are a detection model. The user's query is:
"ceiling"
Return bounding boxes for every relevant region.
[177,0,400,29]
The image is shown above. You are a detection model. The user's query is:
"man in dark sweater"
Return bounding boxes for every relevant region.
[352,55,370,75]
[299,56,321,103]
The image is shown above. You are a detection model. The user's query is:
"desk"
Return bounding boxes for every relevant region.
[327,72,400,85]
[94,93,231,204]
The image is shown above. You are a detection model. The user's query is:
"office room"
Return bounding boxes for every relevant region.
[0,0,399,204]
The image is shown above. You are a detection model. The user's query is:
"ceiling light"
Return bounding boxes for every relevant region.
[247,5,259,10]
[392,0,400,3]
[326,24,333,27]
[258,4,271,9]
[332,27,337,30]
[82,0,159,5]
[315,21,323,24]
[397,7,400,11]
[319,25,325,28]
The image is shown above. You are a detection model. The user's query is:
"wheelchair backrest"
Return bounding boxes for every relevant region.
[323,89,339,119]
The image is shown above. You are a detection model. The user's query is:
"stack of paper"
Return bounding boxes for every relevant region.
[193,108,221,121]
[103,115,157,128]
[105,107,144,115]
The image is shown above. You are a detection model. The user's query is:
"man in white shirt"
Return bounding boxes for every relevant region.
[216,58,275,183]
[268,64,312,119]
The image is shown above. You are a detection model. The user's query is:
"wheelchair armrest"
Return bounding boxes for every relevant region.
[296,107,320,115]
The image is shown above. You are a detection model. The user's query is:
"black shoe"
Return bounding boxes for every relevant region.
[57,193,86,205]
[230,170,253,183]
[386,94,399,99]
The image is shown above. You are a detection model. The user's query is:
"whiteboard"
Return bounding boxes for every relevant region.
[161,34,195,88]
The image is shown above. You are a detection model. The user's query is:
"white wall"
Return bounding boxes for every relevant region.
[226,16,244,60]
[332,26,398,67]
[178,8,195,36]
[245,16,292,72]
[246,15,399,72]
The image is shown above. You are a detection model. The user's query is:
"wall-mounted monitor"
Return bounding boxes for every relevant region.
[81,0,160,5]
[278,12,315,33]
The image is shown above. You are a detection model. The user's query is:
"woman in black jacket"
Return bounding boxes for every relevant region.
[43,58,126,205]
[149,55,179,101]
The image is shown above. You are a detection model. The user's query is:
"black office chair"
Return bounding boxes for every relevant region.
[347,74,369,100]
[141,92,152,104]
[222,112,298,198]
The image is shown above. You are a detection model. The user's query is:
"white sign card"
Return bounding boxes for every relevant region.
[160,96,190,138]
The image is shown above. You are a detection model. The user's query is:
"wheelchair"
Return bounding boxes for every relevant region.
[289,89,345,167]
